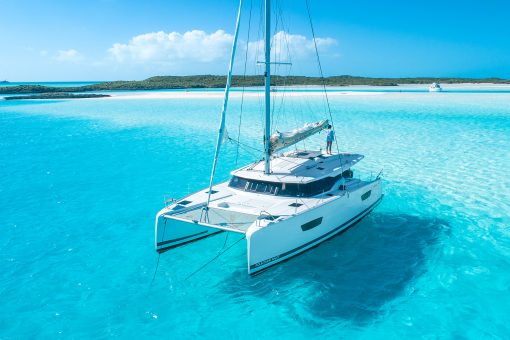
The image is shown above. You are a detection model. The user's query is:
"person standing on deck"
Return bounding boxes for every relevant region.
[325,125,335,154]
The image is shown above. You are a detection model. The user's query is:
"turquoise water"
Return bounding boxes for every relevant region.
[1,92,509,338]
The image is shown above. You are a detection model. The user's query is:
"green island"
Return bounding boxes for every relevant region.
[4,93,111,100]
[1,75,509,94]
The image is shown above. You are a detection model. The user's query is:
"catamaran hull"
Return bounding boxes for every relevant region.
[246,180,382,275]
[155,211,222,253]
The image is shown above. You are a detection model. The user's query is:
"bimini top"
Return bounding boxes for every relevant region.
[231,150,363,184]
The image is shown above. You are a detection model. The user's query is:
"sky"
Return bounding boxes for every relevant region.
[0,0,509,81]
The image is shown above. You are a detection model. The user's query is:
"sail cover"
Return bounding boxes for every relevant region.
[269,119,329,153]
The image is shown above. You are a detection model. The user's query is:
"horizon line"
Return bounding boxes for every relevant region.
[3,74,510,83]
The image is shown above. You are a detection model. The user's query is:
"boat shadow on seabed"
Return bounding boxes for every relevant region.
[222,212,450,324]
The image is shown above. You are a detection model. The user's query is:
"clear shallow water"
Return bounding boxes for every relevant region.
[1,92,509,338]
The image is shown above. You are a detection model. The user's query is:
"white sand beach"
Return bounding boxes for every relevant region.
[105,83,510,100]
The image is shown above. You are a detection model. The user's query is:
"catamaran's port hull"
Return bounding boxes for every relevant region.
[155,212,223,253]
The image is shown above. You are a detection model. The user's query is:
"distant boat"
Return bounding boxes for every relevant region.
[0,80,9,84]
[154,0,383,275]
[429,82,442,92]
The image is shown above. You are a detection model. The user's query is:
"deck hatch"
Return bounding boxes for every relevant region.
[289,202,303,207]
[361,190,372,201]
[301,217,323,231]
[178,200,192,205]
[205,190,218,194]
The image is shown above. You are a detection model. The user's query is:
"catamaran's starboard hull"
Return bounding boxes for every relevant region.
[246,179,382,274]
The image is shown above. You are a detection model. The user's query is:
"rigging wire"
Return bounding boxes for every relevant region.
[305,0,342,160]
[228,136,263,159]
[255,0,266,135]
[235,0,254,167]
[269,0,286,135]
[271,0,290,134]
[274,1,292,130]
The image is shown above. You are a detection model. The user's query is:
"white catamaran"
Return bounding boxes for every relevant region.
[155,0,383,275]
[429,82,443,92]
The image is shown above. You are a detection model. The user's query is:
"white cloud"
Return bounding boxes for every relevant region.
[55,49,83,62]
[107,29,338,68]
[108,30,234,64]
[249,31,338,62]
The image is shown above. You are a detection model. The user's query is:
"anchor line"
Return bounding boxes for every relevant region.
[150,219,167,286]
[184,235,246,281]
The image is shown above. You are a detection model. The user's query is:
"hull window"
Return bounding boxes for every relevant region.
[361,190,372,201]
[301,217,323,231]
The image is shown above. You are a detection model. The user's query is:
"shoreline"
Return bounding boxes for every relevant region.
[107,83,510,100]
[2,83,510,101]
[1,75,509,95]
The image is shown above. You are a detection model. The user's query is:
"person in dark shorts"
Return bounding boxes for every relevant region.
[326,124,334,154]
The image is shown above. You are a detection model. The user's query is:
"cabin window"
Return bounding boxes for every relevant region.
[229,173,343,197]
[342,169,353,178]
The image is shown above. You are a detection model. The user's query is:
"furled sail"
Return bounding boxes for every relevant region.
[269,119,329,153]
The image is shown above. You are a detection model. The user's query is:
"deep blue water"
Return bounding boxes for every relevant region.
[1,92,509,338]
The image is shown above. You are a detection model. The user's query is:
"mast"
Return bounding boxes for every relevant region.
[263,0,271,174]
[204,0,243,214]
